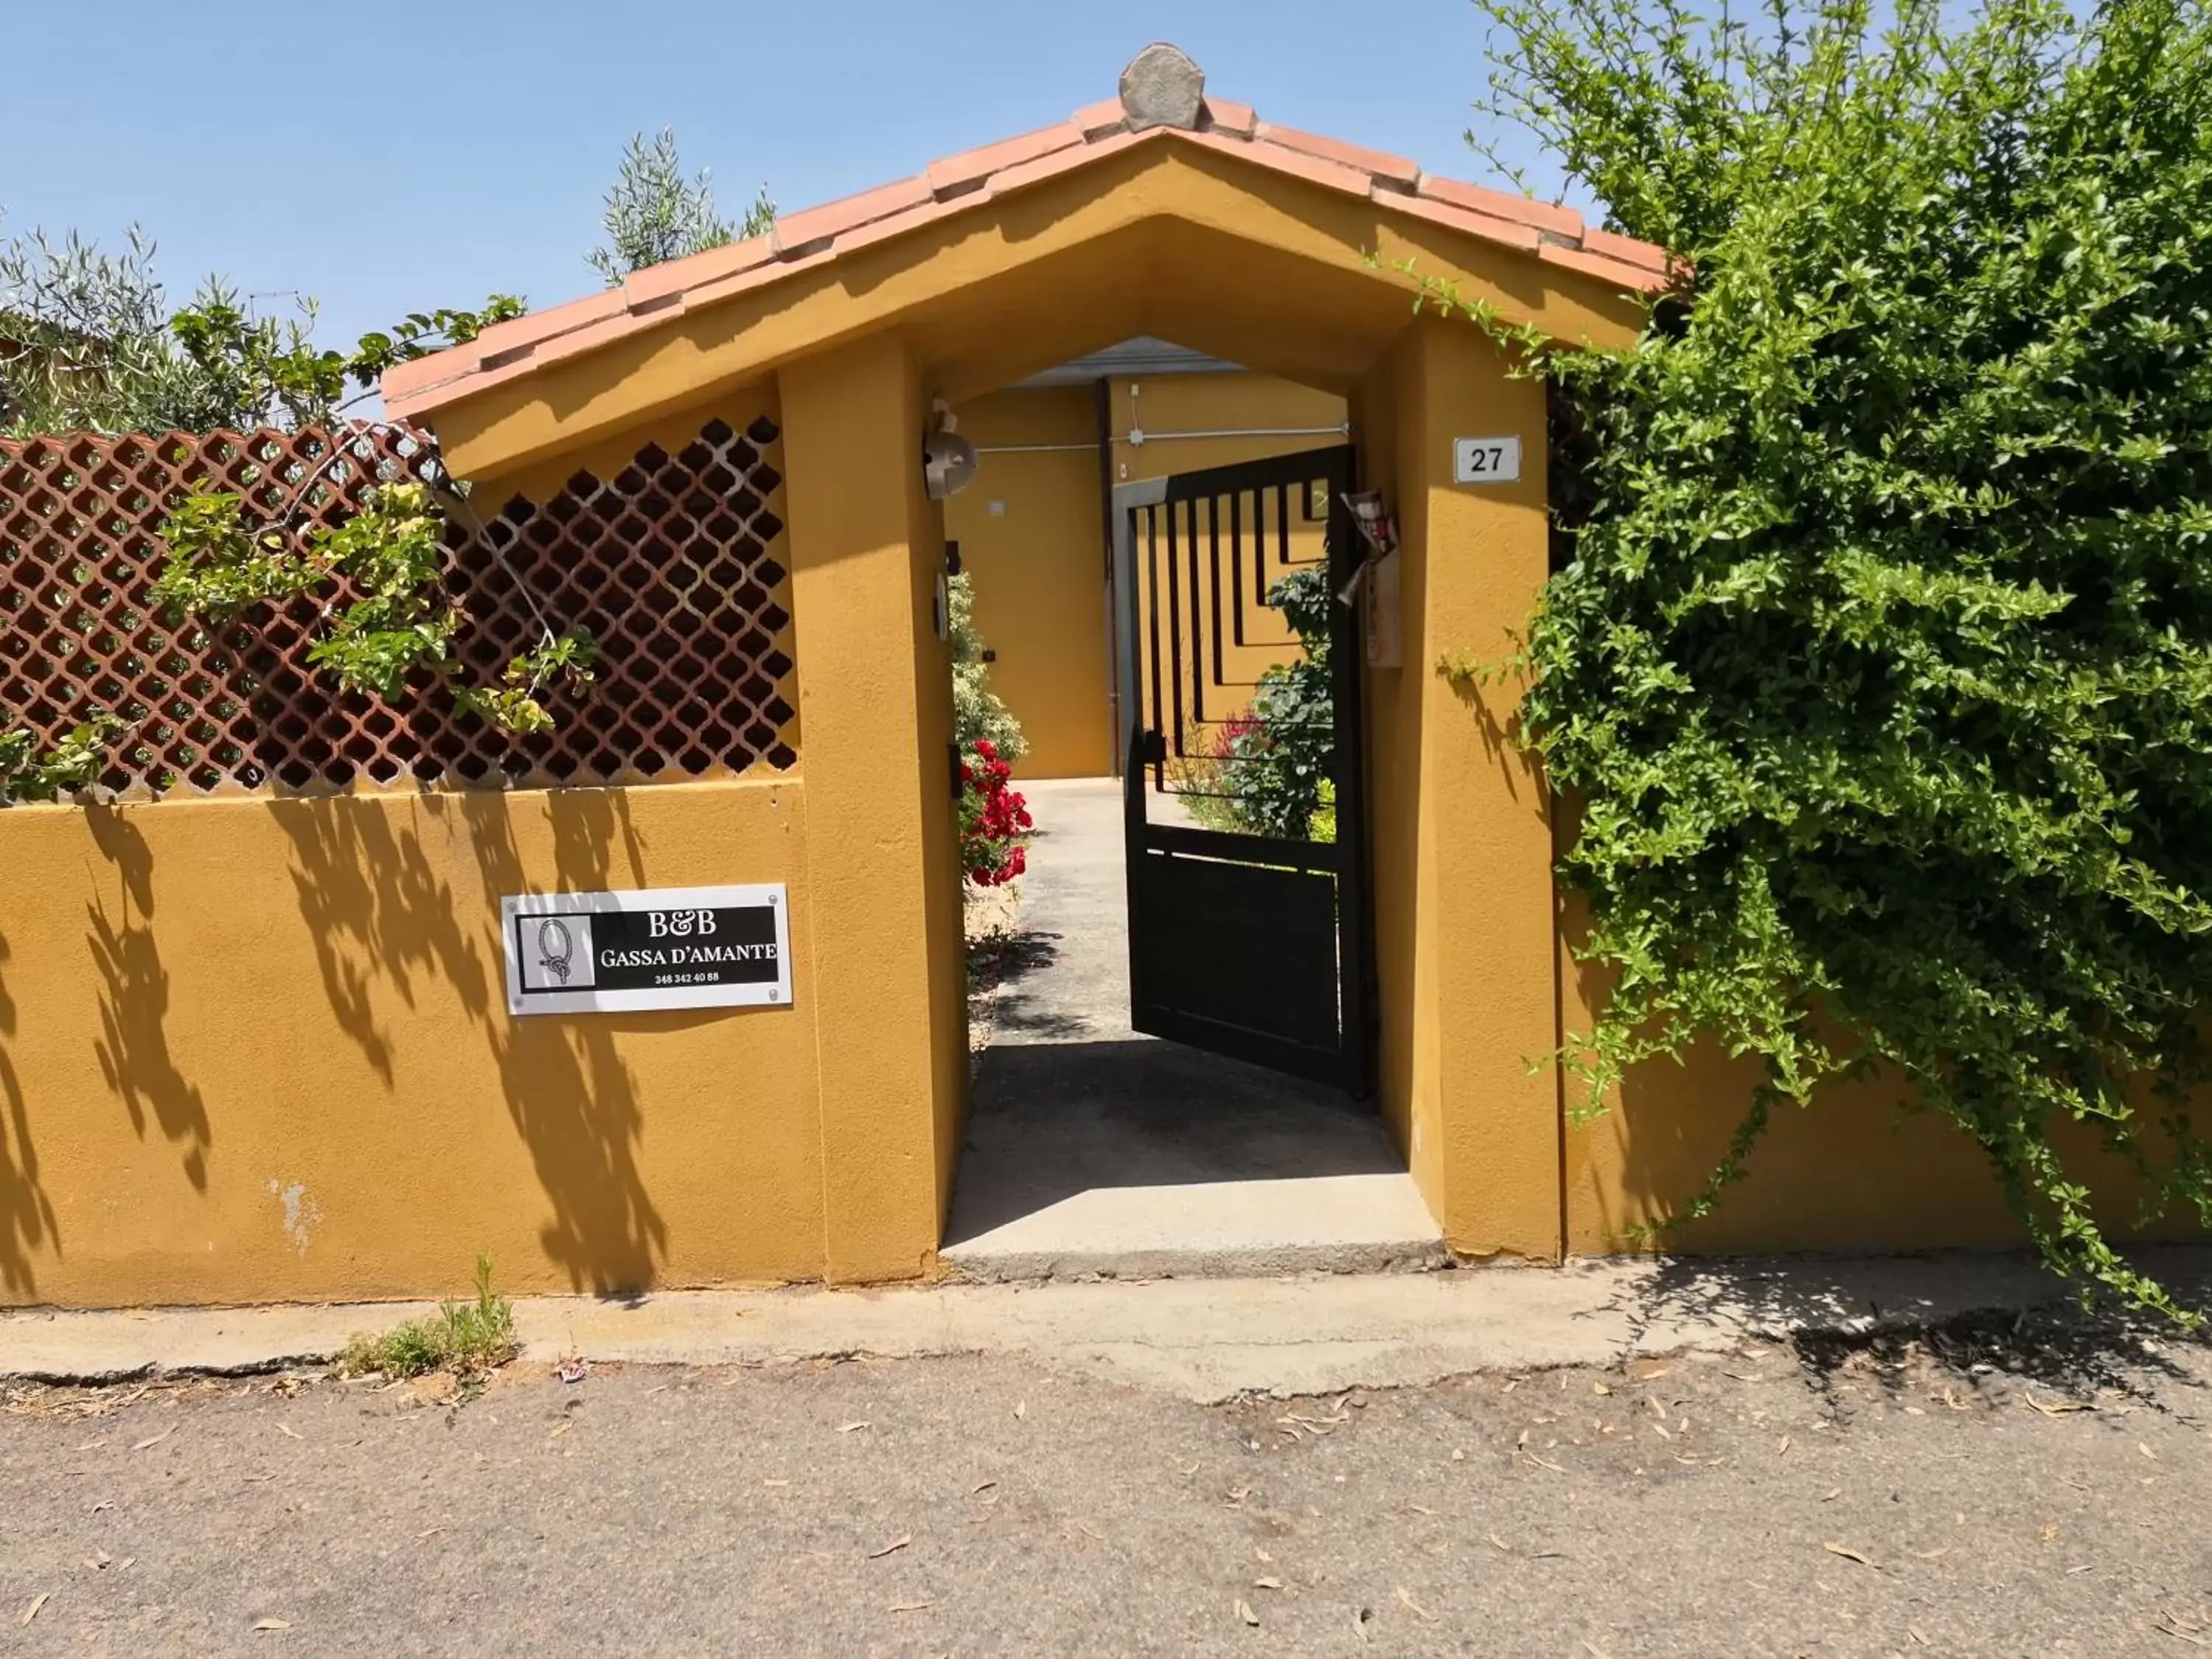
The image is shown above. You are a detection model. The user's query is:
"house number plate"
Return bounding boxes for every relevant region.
[1453,436,1523,484]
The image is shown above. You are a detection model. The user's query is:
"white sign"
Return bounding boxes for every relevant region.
[1453,436,1523,484]
[501,884,792,1016]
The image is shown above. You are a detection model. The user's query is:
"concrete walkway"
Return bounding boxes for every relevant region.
[945,776,1441,1279]
[7,1249,2199,1404]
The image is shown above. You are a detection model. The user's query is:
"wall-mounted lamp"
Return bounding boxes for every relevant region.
[922,398,978,500]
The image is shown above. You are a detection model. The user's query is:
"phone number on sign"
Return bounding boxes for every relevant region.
[650,972,731,987]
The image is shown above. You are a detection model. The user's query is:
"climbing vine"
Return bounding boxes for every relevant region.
[1444,0,2212,1315]
[153,480,597,736]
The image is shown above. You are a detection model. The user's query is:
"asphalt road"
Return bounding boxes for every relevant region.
[3,1316,2208,1657]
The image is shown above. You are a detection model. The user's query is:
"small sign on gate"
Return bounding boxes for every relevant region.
[501,884,792,1015]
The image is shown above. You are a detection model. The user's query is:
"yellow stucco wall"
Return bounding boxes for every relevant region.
[1557,894,2206,1253]
[0,781,823,1306]
[946,372,1347,780]
[781,335,967,1281]
[943,387,1110,779]
[1352,317,1565,1259]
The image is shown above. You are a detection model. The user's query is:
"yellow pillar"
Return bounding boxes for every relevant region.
[779,335,967,1281]
[1354,316,1563,1260]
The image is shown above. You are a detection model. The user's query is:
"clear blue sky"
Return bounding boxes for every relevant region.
[1,1,1569,353]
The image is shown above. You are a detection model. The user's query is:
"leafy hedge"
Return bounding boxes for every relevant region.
[1213,567,1338,841]
[1461,0,2212,1314]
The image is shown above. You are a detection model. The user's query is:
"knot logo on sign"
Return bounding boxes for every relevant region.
[537,919,576,984]
[647,910,718,938]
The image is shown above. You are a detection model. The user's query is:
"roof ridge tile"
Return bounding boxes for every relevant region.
[383,81,1675,423]
[1255,122,1419,188]
[771,174,935,260]
[1416,174,1585,243]
[1197,97,1256,138]
[926,122,1087,202]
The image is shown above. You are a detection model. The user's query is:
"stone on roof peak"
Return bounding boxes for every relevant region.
[1119,43,1205,131]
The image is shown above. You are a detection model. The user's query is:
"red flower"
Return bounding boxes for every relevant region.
[958,741,1034,887]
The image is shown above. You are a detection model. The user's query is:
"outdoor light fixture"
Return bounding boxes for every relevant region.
[922,399,979,500]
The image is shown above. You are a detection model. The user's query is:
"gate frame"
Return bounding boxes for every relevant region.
[1109,444,1377,1095]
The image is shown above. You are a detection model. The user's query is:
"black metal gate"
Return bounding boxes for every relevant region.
[1113,445,1374,1092]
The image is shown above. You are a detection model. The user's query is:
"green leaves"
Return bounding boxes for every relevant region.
[0,217,524,438]
[0,716,124,806]
[948,571,1027,760]
[1472,0,2212,1315]
[585,127,776,285]
[1216,568,1338,841]
[153,481,595,737]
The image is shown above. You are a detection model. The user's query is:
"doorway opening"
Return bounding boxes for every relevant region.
[942,356,1437,1279]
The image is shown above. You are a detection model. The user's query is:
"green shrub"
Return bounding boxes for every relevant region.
[1460,0,2212,1315]
[1210,567,1337,841]
[949,572,1026,762]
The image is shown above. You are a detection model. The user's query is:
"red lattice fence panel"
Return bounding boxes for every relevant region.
[0,418,796,797]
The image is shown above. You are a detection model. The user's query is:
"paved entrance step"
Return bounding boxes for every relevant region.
[939,1171,1448,1282]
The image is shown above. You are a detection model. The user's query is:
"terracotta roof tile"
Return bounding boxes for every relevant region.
[1538,239,1673,291]
[682,243,841,311]
[1385,187,1544,254]
[1198,97,1256,138]
[1074,97,1128,139]
[529,308,667,372]
[1181,125,1375,201]
[771,175,935,258]
[926,122,1085,201]
[621,234,775,307]
[1582,225,1673,276]
[1417,175,1585,242]
[1253,122,1419,190]
[982,124,1152,201]
[383,74,1674,422]
[830,195,967,258]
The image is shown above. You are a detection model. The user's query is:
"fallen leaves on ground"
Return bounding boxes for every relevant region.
[20,1594,49,1627]
[868,1534,913,1559]
[1235,1599,1259,1627]
[1823,1543,1877,1569]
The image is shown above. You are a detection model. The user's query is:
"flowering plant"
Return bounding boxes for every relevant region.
[959,740,1032,886]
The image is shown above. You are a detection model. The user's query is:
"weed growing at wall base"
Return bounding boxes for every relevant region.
[336,1256,517,1383]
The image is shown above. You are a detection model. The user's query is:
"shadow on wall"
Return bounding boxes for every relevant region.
[271,787,672,1295]
[0,925,59,1296]
[86,807,210,1192]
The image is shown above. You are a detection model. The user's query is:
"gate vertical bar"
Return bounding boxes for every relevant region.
[1326,448,1377,1095]
[1164,498,1185,761]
